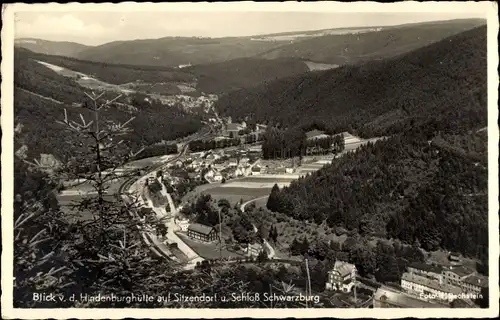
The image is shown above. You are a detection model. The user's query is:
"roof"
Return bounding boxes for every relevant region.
[463,275,488,288]
[331,260,356,277]
[188,223,215,235]
[408,262,443,274]
[249,243,263,250]
[306,129,328,140]
[374,286,449,308]
[443,266,474,278]
[401,272,462,295]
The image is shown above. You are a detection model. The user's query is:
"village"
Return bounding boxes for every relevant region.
[115,115,488,309]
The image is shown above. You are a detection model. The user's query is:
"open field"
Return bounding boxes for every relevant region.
[233,176,297,184]
[176,233,245,260]
[206,186,271,199]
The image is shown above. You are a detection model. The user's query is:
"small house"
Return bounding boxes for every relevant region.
[213,172,223,182]
[247,243,264,257]
[177,219,190,232]
[251,166,261,175]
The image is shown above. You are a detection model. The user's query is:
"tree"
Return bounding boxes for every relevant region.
[257,250,268,262]
[266,184,282,212]
[52,91,175,306]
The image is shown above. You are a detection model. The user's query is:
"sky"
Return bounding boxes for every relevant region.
[14,10,486,46]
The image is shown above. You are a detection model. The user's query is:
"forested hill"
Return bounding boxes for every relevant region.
[15,38,90,58]
[271,128,488,261]
[19,49,311,94]
[257,19,485,65]
[263,26,489,261]
[14,49,202,162]
[185,58,310,94]
[216,26,487,138]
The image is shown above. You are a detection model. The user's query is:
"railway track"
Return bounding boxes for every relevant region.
[115,127,212,259]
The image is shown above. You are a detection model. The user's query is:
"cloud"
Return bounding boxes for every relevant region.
[15,13,112,42]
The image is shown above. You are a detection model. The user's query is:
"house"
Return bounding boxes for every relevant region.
[247,243,264,257]
[373,286,449,308]
[442,265,475,287]
[228,158,238,167]
[227,123,243,138]
[147,176,157,184]
[187,223,218,242]
[306,129,331,141]
[213,172,223,182]
[325,260,357,292]
[407,262,444,282]
[177,219,190,232]
[461,274,488,296]
[401,272,462,302]
[235,167,245,177]
[449,252,461,263]
[251,166,262,175]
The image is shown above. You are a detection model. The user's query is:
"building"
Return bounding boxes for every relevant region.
[461,274,488,296]
[213,172,223,182]
[449,252,462,263]
[251,165,262,175]
[228,158,238,167]
[325,260,357,292]
[373,286,449,308]
[187,223,218,242]
[401,272,462,302]
[442,265,474,287]
[177,219,190,232]
[247,243,264,257]
[407,262,444,282]
[147,176,157,184]
[226,123,243,138]
[306,129,331,141]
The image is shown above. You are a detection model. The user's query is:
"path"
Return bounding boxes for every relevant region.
[140,178,202,267]
[240,196,276,259]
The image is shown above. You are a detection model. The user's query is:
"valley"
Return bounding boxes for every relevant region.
[12,14,491,311]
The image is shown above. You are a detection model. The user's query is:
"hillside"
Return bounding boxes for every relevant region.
[216,26,487,138]
[14,49,202,162]
[15,38,90,58]
[186,58,310,93]
[75,36,283,67]
[270,128,488,261]
[20,49,312,95]
[258,25,489,261]
[257,19,485,64]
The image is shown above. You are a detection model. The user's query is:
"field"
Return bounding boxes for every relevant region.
[176,233,245,260]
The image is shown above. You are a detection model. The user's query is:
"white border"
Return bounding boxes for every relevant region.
[2,2,499,319]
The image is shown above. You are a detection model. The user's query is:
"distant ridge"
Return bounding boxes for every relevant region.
[15,38,91,58]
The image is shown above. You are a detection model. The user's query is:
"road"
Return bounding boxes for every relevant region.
[117,127,212,267]
[240,196,276,259]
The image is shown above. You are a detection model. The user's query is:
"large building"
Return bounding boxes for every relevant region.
[373,286,449,308]
[401,272,462,302]
[407,262,444,282]
[325,260,357,292]
[187,223,218,242]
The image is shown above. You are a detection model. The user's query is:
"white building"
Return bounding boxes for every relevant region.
[325,260,357,292]
[401,272,462,302]
[177,219,190,232]
[213,173,223,182]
